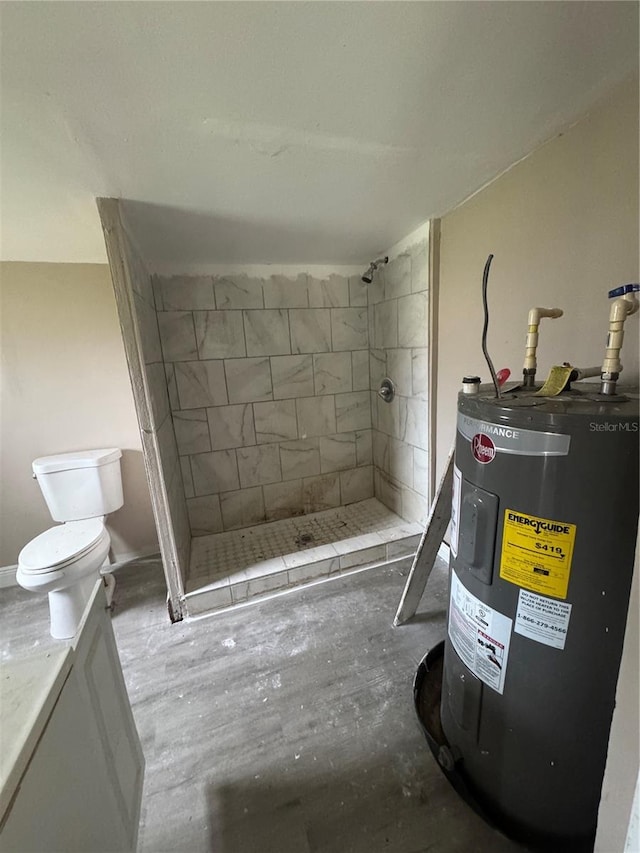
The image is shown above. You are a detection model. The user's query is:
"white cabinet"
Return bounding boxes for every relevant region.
[0,581,144,852]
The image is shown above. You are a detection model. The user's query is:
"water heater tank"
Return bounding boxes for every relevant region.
[441,384,639,851]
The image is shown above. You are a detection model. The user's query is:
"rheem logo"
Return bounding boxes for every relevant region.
[472,433,496,464]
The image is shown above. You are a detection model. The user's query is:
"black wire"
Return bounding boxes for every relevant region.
[481,253,502,399]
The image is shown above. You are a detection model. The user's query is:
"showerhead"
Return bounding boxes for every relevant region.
[361,256,388,284]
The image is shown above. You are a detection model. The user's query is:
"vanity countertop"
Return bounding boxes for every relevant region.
[0,647,72,818]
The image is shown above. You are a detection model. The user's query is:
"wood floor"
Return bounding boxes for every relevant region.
[1,558,522,853]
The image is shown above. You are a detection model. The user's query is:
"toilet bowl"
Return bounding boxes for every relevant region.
[17,519,111,639]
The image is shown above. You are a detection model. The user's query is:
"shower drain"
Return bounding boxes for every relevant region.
[294,532,315,548]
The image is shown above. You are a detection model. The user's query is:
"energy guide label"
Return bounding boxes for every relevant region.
[500,509,576,599]
[448,572,512,694]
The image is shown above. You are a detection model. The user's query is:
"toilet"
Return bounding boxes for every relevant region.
[17,448,124,639]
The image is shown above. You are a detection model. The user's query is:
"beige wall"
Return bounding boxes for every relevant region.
[0,262,158,566]
[436,74,639,482]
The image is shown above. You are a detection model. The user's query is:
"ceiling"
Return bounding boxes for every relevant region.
[1,2,638,267]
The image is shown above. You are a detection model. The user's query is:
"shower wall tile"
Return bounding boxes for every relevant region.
[331,307,368,351]
[220,486,266,530]
[145,362,171,429]
[349,276,368,307]
[175,360,228,409]
[411,348,429,399]
[224,357,273,404]
[271,355,314,400]
[369,349,386,389]
[335,390,371,432]
[411,242,429,293]
[290,309,331,354]
[280,438,321,481]
[158,311,197,362]
[186,495,223,536]
[236,444,282,488]
[263,275,309,309]
[253,400,298,444]
[302,473,340,513]
[296,395,336,438]
[352,350,369,391]
[214,275,264,309]
[191,449,239,496]
[388,436,414,488]
[402,487,428,524]
[264,479,304,522]
[355,429,373,467]
[384,253,411,299]
[319,433,357,473]
[374,301,398,349]
[180,457,195,499]
[243,309,291,356]
[135,294,163,364]
[308,275,350,308]
[156,276,216,311]
[413,448,429,497]
[164,364,180,411]
[313,352,352,395]
[340,466,374,504]
[194,311,246,359]
[386,349,412,397]
[207,404,256,451]
[368,269,385,305]
[403,397,428,450]
[397,292,428,348]
[174,409,211,456]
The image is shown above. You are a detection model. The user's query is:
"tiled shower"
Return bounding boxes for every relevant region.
[107,203,430,617]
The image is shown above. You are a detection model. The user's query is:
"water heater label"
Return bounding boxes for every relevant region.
[515,589,572,650]
[499,509,576,599]
[457,413,571,457]
[448,572,512,694]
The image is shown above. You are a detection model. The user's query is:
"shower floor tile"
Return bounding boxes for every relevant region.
[185,498,423,617]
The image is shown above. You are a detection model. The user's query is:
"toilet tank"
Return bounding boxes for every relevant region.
[32,449,124,522]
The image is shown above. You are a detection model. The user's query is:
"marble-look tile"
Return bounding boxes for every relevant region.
[281,543,339,570]
[279,438,321,481]
[231,571,289,603]
[368,267,385,305]
[155,415,179,483]
[157,311,197,362]
[263,275,308,308]
[370,349,386,390]
[236,444,282,488]
[207,404,255,451]
[412,348,429,399]
[385,253,412,299]
[332,531,385,556]
[302,473,340,512]
[373,430,389,471]
[387,535,421,560]
[135,293,163,364]
[339,544,386,570]
[411,241,429,293]
[186,494,223,536]
[413,447,429,497]
[214,275,264,309]
[331,307,368,351]
[376,394,402,439]
[270,354,314,400]
[386,349,412,396]
[296,395,336,438]
[230,556,289,584]
[388,436,414,488]
[180,457,195,499]
[308,275,349,308]
[164,364,180,411]
[319,433,356,473]
[352,350,369,391]
[349,275,368,307]
[313,352,352,395]
[194,311,246,359]
[224,357,273,404]
[340,465,374,504]
[253,400,298,444]
[402,487,428,524]
[263,479,304,522]
[173,409,212,456]
[156,276,216,311]
[374,300,398,349]
[287,557,337,585]
[175,360,228,409]
[335,390,371,433]
[220,486,266,530]
[355,429,373,466]
[145,362,170,429]
[186,584,233,614]
[370,391,379,430]
[403,397,429,449]
[243,309,290,356]
[375,470,403,516]
[191,449,239,496]
[289,309,331,354]
[398,292,428,348]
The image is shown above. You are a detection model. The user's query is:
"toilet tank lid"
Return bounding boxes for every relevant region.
[33,448,122,474]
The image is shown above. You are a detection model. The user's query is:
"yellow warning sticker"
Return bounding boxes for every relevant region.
[499,509,576,599]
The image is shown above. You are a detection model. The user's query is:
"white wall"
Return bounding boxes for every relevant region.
[436,74,639,482]
[0,262,158,567]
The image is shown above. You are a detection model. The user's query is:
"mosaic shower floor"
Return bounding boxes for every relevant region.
[185,498,423,617]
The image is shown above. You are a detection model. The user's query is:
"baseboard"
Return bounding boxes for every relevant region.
[0,545,161,589]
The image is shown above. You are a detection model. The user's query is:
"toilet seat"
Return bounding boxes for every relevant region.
[18,519,107,573]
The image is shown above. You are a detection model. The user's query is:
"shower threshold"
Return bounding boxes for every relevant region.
[184,498,423,618]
